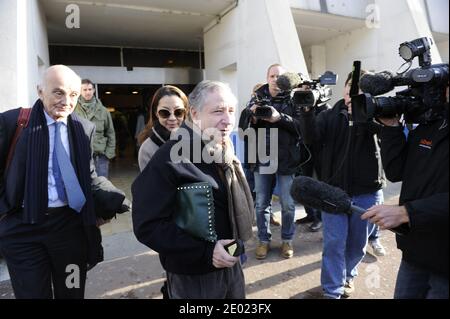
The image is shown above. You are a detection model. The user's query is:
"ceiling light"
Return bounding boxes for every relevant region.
[105,91,112,95]
[132,91,139,94]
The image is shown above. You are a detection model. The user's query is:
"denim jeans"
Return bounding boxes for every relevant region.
[321,190,384,298]
[369,225,381,241]
[394,259,449,299]
[254,172,295,242]
[94,154,110,177]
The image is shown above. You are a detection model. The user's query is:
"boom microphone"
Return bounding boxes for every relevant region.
[359,71,396,96]
[276,72,303,91]
[290,176,366,215]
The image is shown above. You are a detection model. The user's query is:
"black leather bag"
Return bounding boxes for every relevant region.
[174,181,217,242]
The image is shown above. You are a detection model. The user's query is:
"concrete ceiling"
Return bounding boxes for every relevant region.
[41,0,384,52]
[40,0,237,50]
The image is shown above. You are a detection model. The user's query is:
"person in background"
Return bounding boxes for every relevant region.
[239,64,302,260]
[75,79,115,177]
[137,85,189,171]
[240,82,280,227]
[298,70,386,298]
[294,83,330,232]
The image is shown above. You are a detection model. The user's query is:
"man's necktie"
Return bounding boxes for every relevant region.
[53,122,86,212]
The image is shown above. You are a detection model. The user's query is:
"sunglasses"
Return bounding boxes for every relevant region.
[157,108,185,119]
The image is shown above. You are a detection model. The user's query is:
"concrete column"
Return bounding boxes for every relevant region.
[375,0,442,71]
[0,0,49,112]
[236,0,308,107]
[204,0,308,112]
[0,0,18,111]
[310,45,326,79]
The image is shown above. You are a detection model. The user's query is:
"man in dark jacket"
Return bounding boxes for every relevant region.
[362,87,449,299]
[299,71,386,298]
[132,80,254,299]
[239,64,302,260]
[0,65,127,299]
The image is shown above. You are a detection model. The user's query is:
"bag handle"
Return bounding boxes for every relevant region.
[5,108,32,171]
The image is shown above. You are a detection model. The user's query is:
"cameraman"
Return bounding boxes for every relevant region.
[361,85,449,299]
[295,83,330,232]
[298,70,386,299]
[239,64,301,260]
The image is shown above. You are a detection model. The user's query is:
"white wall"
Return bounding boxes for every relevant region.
[203,6,238,82]
[0,0,48,111]
[0,0,18,111]
[204,0,308,114]
[436,40,449,63]
[28,0,50,104]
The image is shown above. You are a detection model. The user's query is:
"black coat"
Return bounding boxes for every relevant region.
[132,123,234,275]
[238,84,302,175]
[380,114,449,277]
[0,105,107,268]
[299,99,386,195]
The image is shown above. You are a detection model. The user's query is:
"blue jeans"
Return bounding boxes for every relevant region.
[394,259,449,299]
[254,172,295,242]
[321,190,384,298]
[369,225,381,241]
[94,154,110,177]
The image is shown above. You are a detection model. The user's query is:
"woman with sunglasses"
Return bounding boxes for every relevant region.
[137,85,189,171]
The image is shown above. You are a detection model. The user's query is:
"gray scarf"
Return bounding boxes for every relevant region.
[211,140,255,242]
[186,121,255,241]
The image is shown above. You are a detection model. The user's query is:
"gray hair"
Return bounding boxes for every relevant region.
[188,80,237,112]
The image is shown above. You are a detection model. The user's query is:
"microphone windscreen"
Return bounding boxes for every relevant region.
[350,61,361,97]
[290,176,351,214]
[360,71,395,96]
[276,72,302,91]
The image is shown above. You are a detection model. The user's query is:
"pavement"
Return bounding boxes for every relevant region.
[0,156,403,299]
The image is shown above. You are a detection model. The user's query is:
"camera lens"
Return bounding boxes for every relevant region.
[399,44,414,61]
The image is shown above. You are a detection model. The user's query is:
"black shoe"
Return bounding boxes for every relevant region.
[309,221,322,232]
[295,216,314,224]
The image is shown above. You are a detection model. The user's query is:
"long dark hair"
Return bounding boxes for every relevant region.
[138,85,189,145]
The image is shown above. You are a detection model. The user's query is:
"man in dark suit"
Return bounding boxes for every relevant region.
[0,65,113,299]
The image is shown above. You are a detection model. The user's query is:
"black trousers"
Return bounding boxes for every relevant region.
[0,207,88,299]
[166,262,245,299]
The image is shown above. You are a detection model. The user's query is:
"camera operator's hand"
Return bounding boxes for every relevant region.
[261,106,281,123]
[361,204,410,229]
[377,117,401,127]
[248,104,259,124]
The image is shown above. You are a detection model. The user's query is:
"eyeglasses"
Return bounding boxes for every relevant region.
[157,108,185,119]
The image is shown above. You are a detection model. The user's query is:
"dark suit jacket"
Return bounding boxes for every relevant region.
[0,106,104,268]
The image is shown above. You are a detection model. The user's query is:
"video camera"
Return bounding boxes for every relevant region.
[352,37,449,124]
[252,93,289,119]
[292,71,337,108]
[276,71,337,109]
